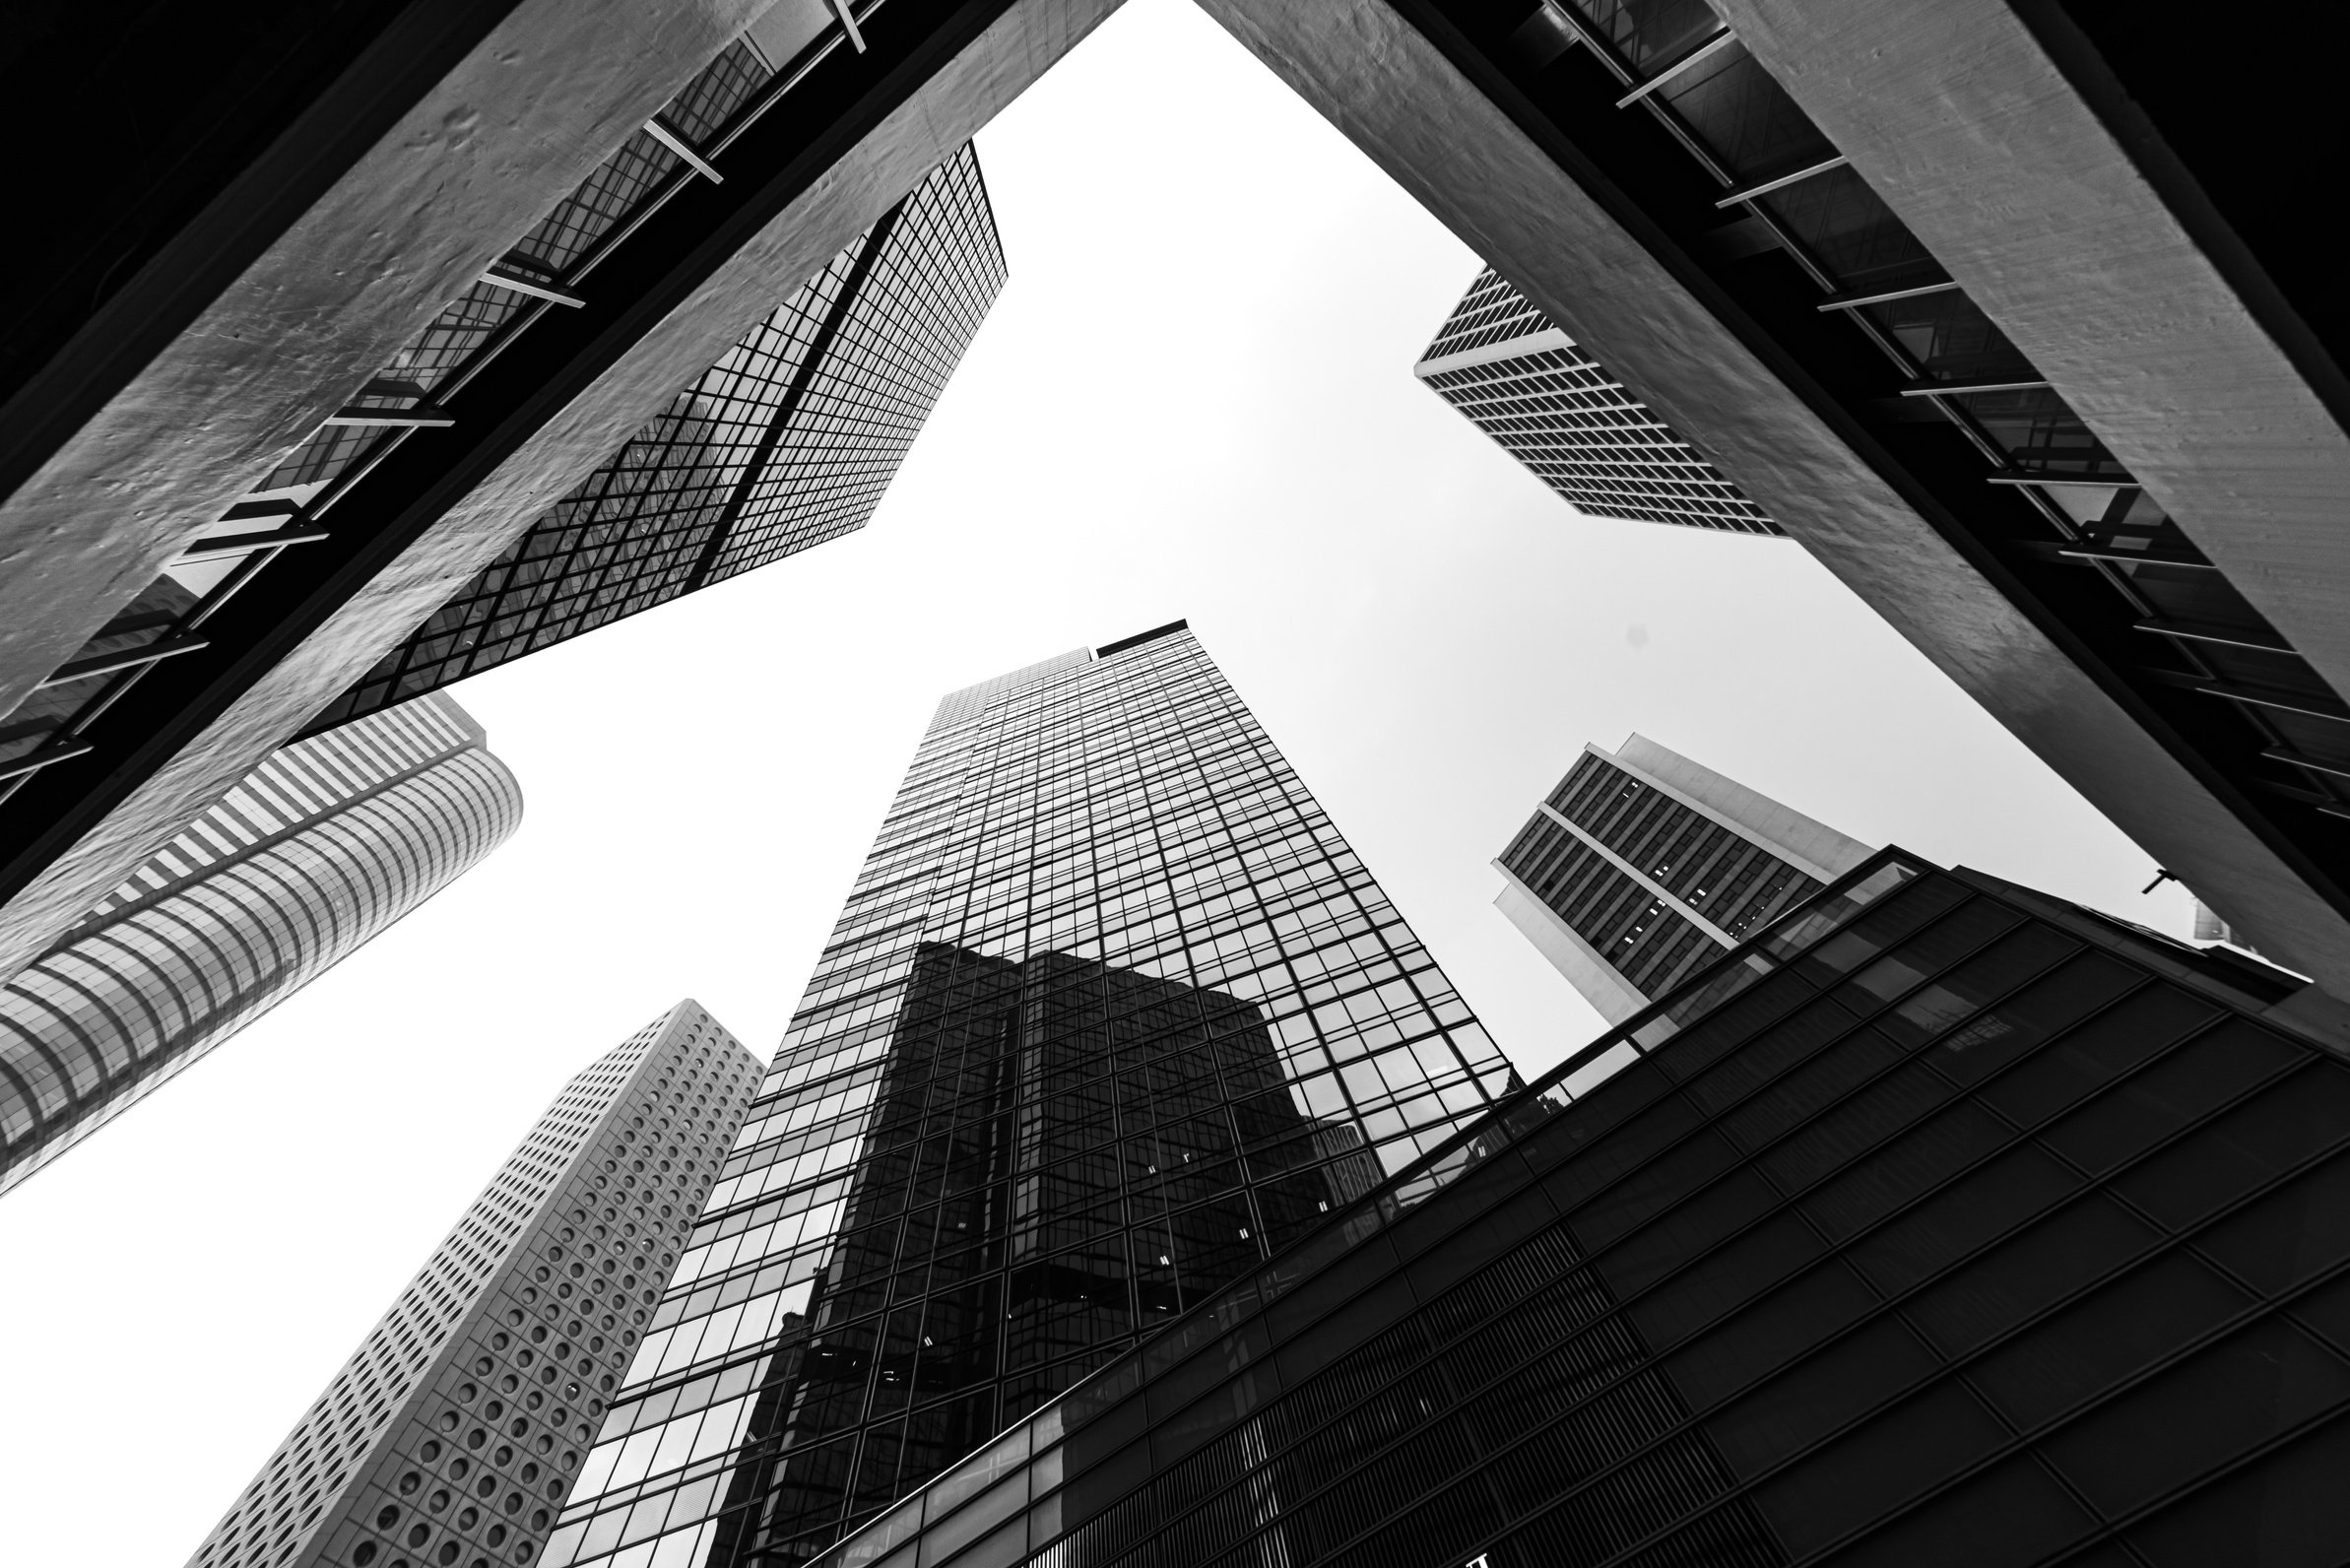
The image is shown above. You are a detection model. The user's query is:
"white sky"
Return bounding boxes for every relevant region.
[0,4,2193,1563]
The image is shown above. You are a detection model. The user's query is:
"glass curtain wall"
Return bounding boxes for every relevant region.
[540,624,1518,1568]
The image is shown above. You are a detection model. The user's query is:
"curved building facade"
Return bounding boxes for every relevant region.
[0,692,522,1195]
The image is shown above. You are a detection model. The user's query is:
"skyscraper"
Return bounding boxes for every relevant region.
[538,621,1518,1568]
[1496,735,1872,1022]
[0,691,520,1196]
[1415,268,1781,536]
[186,1002,761,1568]
[304,145,1005,736]
[808,844,2350,1568]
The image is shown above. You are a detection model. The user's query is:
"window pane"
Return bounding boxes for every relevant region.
[1978,985,2218,1128]
[2122,1413,2350,1567]
[2041,1320,2350,1515]
[1906,1193,2155,1357]
[1815,1455,2093,1568]
[2113,1066,2350,1230]
[1750,1382,2005,1555]
[1970,1251,2249,1428]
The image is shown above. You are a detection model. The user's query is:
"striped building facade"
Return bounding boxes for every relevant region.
[0,692,522,1194]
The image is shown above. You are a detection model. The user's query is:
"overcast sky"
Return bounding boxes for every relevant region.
[0,4,2193,1562]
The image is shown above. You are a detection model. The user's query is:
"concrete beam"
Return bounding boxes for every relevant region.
[1198,0,2350,992]
[1714,0,2350,706]
[0,0,771,726]
[0,0,1124,984]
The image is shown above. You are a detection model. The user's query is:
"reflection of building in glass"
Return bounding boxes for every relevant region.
[305,143,1005,735]
[1496,735,1872,1023]
[1414,268,1780,536]
[0,692,520,1196]
[815,847,2350,1568]
[544,622,1517,1568]
[186,1003,759,1568]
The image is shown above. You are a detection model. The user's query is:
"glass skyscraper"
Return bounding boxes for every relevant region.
[1414,268,1781,537]
[305,143,1005,736]
[811,846,2350,1568]
[1496,735,1872,1023]
[187,1002,761,1568]
[0,691,521,1196]
[540,621,1518,1568]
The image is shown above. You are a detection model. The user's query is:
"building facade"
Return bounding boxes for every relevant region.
[0,691,521,1196]
[186,1002,761,1568]
[538,622,1519,1568]
[1496,735,1872,1022]
[809,845,2350,1568]
[1414,267,1781,535]
[305,143,1005,735]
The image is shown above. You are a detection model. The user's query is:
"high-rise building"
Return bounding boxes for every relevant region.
[807,844,2350,1568]
[1415,267,1781,536]
[537,621,1519,1568]
[186,1002,761,1568]
[1496,734,1872,1022]
[0,691,520,1196]
[0,0,1078,984]
[304,145,1004,736]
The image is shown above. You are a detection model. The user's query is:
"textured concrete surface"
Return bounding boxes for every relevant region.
[1200,0,2350,992]
[1718,0,2350,701]
[0,0,771,726]
[0,0,1127,986]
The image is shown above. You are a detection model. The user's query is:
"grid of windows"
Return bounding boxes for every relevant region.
[306,146,1005,735]
[809,849,2350,1568]
[1499,750,1825,1008]
[1414,267,1781,536]
[0,693,521,1195]
[187,1005,762,1568]
[540,625,1517,1568]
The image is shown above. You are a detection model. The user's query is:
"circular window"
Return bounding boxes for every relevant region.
[450,1459,470,1480]
[399,1474,422,1497]
[500,1376,518,1395]
[458,1384,477,1404]
[458,1508,479,1531]
[375,1507,400,1530]
[422,1442,442,1463]
[511,1417,532,1438]
[530,1510,550,1531]
[519,1463,540,1484]
[354,1544,378,1567]
[488,1527,506,1548]
[515,1544,535,1564]
[478,1475,497,1500]
[486,1401,504,1420]
[529,1328,547,1345]
[437,1543,460,1567]
[516,1349,534,1369]
[494,1446,513,1467]
[468,1428,489,1451]
[438,1414,459,1434]
[502,1494,523,1517]
[490,1334,509,1351]
[474,1357,493,1376]
[407,1526,430,1549]
[428,1490,450,1514]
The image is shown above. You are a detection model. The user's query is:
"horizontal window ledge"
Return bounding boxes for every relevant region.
[322,405,454,428]
[2015,540,2215,570]
[0,739,96,781]
[2263,748,2350,783]
[1899,375,2053,397]
[2191,680,2350,724]
[644,117,723,182]
[1615,28,1734,105]
[481,267,585,307]
[1988,471,2139,490]
[2133,618,2295,654]
[174,523,332,564]
[38,633,212,688]
[1817,278,1959,311]
[1716,154,1848,208]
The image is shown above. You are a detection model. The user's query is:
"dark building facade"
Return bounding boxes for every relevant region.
[806,846,2350,1568]
[1415,267,1780,535]
[537,623,1517,1568]
[186,1002,760,1568]
[306,144,1004,734]
[1496,735,1871,1023]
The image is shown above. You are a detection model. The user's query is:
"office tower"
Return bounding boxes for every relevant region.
[813,845,2350,1568]
[0,692,520,1196]
[187,1002,760,1568]
[1256,0,2350,986]
[0,0,1088,984]
[1496,735,1872,1022]
[305,145,1004,735]
[538,621,1518,1568]
[1415,267,1780,535]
